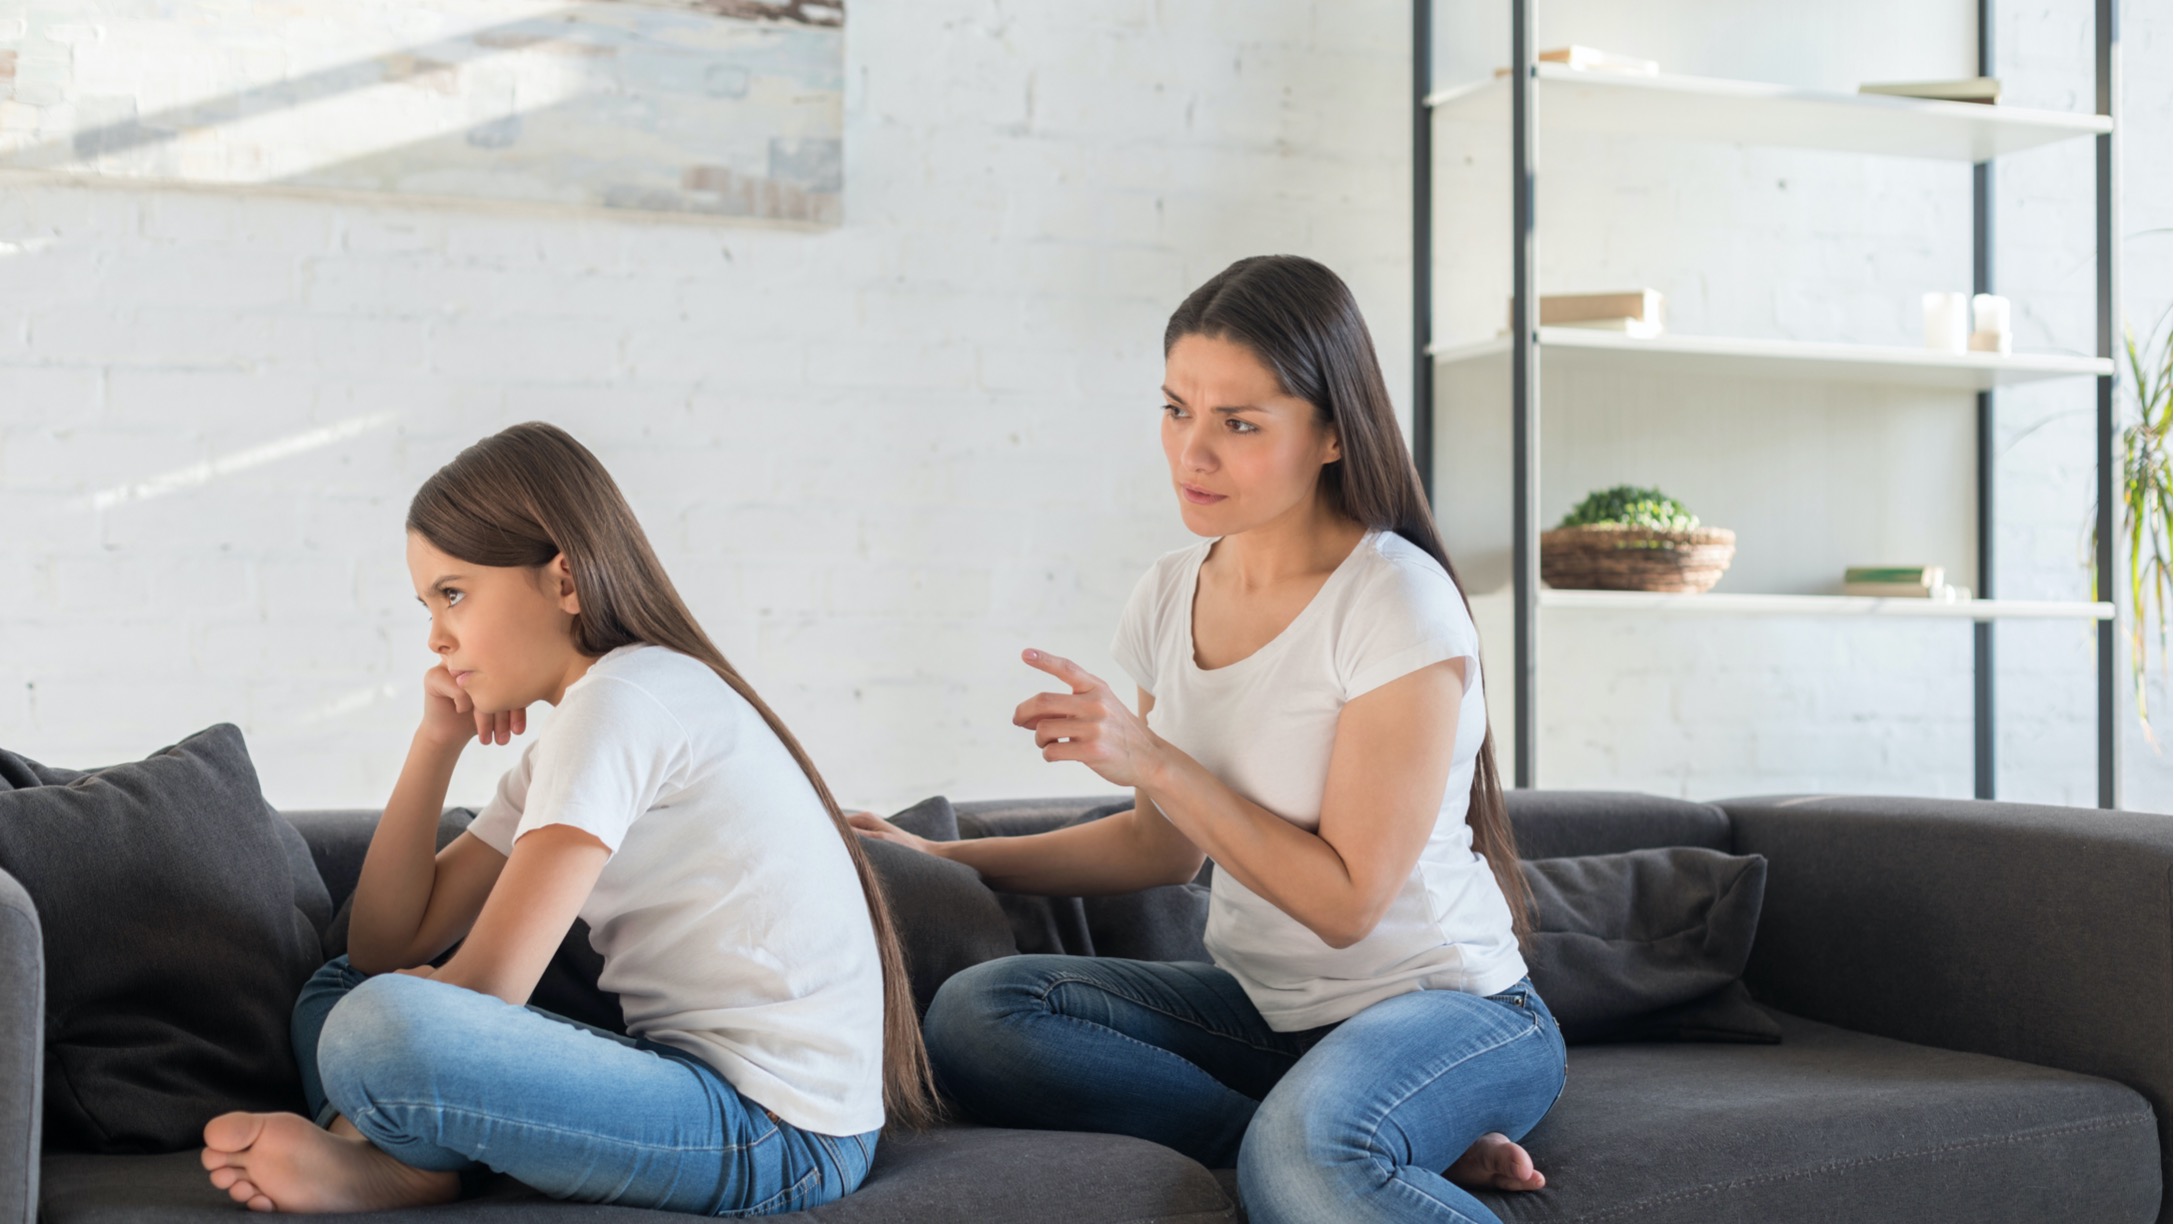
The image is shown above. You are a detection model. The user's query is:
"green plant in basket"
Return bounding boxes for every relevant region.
[1559,485,1701,550]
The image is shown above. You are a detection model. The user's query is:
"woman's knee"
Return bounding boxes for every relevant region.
[924,958,1062,1051]
[921,956,1077,1104]
[1236,1088,1363,1221]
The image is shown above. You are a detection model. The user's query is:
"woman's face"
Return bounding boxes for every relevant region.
[406,532,584,712]
[1160,332,1341,538]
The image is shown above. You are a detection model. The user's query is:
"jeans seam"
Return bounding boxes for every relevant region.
[726,1162,818,1218]
[1353,1018,1552,1179]
[1034,971,1296,1059]
[352,1099,780,1156]
[1033,1009,1268,1107]
[1381,1165,1503,1224]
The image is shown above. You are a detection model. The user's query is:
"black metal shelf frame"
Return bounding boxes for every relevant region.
[1409,0,2125,807]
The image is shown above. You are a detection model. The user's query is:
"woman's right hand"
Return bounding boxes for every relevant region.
[418,661,525,751]
[846,810,947,859]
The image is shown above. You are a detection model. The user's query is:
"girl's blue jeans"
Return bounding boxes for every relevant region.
[291,954,879,1218]
[923,956,1568,1224]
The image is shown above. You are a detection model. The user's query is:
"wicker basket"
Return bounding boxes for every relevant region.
[1539,523,1737,594]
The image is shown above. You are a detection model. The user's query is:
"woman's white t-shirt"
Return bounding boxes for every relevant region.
[464,643,886,1136]
[1111,529,1527,1031]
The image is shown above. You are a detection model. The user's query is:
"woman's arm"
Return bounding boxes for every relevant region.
[1018,649,1465,949]
[850,690,1208,895]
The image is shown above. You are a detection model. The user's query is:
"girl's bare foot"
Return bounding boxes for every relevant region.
[200,1110,462,1213]
[1447,1131,1546,1192]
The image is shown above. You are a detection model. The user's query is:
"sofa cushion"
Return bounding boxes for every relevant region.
[39,1124,1238,1222]
[0,725,332,1153]
[1468,1009,2162,1224]
[1504,789,1733,859]
[1522,847,1779,1044]
[956,798,1215,963]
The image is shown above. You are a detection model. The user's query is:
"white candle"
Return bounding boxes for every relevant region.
[1972,293,2010,337]
[1923,291,1969,352]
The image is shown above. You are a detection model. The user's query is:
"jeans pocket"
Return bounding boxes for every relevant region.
[721,1163,817,1219]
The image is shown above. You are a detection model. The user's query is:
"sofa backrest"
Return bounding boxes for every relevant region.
[286,790,1735,915]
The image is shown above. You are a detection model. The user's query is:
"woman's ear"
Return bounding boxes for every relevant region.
[549,553,581,616]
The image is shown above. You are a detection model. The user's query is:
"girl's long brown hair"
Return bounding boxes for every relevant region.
[408,422,940,1133]
[1165,255,1536,948]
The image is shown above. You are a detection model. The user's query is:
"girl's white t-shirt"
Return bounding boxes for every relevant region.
[465,643,885,1136]
[1111,529,1527,1031]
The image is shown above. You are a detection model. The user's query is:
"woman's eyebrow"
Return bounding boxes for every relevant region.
[1160,387,1263,414]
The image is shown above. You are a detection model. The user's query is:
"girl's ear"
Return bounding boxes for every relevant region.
[549,553,581,616]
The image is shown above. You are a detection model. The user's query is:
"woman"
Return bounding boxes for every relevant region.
[852,255,1565,1223]
[201,422,934,1215]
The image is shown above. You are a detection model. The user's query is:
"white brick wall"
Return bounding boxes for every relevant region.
[0,0,1415,813]
[0,0,2166,814]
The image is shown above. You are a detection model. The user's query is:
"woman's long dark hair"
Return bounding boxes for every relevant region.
[1165,255,1536,948]
[407,422,940,1133]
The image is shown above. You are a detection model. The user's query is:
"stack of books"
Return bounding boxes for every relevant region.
[1858,77,2001,104]
[1510,289,1667,339]
[1842,566,1969,602]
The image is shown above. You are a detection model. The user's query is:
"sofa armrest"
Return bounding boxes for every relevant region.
[1720,793,2170,1223]
[0,863,42,1224]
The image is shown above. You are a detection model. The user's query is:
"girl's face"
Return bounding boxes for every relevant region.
[406,532,588,711]
[1160,332,1341,538]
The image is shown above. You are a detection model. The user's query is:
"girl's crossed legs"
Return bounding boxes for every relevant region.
[923,955,1567,1224]
[202,955,877,1218]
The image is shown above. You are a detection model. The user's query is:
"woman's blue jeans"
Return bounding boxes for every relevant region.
[291,955,879,1218]
[923,956,1567,1224]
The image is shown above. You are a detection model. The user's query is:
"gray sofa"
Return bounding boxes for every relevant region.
[4,789,2168,1223]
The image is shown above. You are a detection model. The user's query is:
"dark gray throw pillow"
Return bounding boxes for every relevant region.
[1520,846,1780,1045]
[0,724,334,1153]
[961,799,1215,964]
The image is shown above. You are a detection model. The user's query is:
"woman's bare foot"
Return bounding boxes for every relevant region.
[200,1110,461,1213]
[1447,1131,1546,1192]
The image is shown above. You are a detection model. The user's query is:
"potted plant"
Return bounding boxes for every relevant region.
[1540,484,1736,594]
[2086,313,2173,753]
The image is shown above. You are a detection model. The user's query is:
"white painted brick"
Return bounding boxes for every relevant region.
[0,0,2165,814]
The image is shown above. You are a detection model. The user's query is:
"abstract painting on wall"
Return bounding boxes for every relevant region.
[0,0,845,226]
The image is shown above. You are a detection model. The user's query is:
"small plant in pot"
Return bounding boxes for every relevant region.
[1541,484,1736,594]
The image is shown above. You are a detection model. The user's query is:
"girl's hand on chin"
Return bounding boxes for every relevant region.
[419,661,526,751]
[1014,649,1162,789]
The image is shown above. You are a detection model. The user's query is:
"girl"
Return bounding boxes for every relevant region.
[200,422,933,1216]
[852,255,1566,1224]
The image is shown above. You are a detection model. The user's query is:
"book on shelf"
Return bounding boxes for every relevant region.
[1842,565,1946,598]
[1857,77,2001,104]
[1511,289,1667,339]
[1493,46,1661,79]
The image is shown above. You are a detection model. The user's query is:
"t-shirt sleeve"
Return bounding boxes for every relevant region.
[465,739,539,857]
[1109,561,1164,696]
[1335,556,1483,702]
[468,676,688,857]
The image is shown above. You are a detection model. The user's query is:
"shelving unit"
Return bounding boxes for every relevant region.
[1408,2,2124,805]
[1429,328,2113,391]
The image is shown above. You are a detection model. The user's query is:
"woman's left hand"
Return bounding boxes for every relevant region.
[1014,649,1164,789]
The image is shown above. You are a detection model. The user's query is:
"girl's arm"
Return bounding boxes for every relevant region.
[347,664,521,974]
[1018,649,1464,949]
[418,824,611,1006]
[850,690,1208,896]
